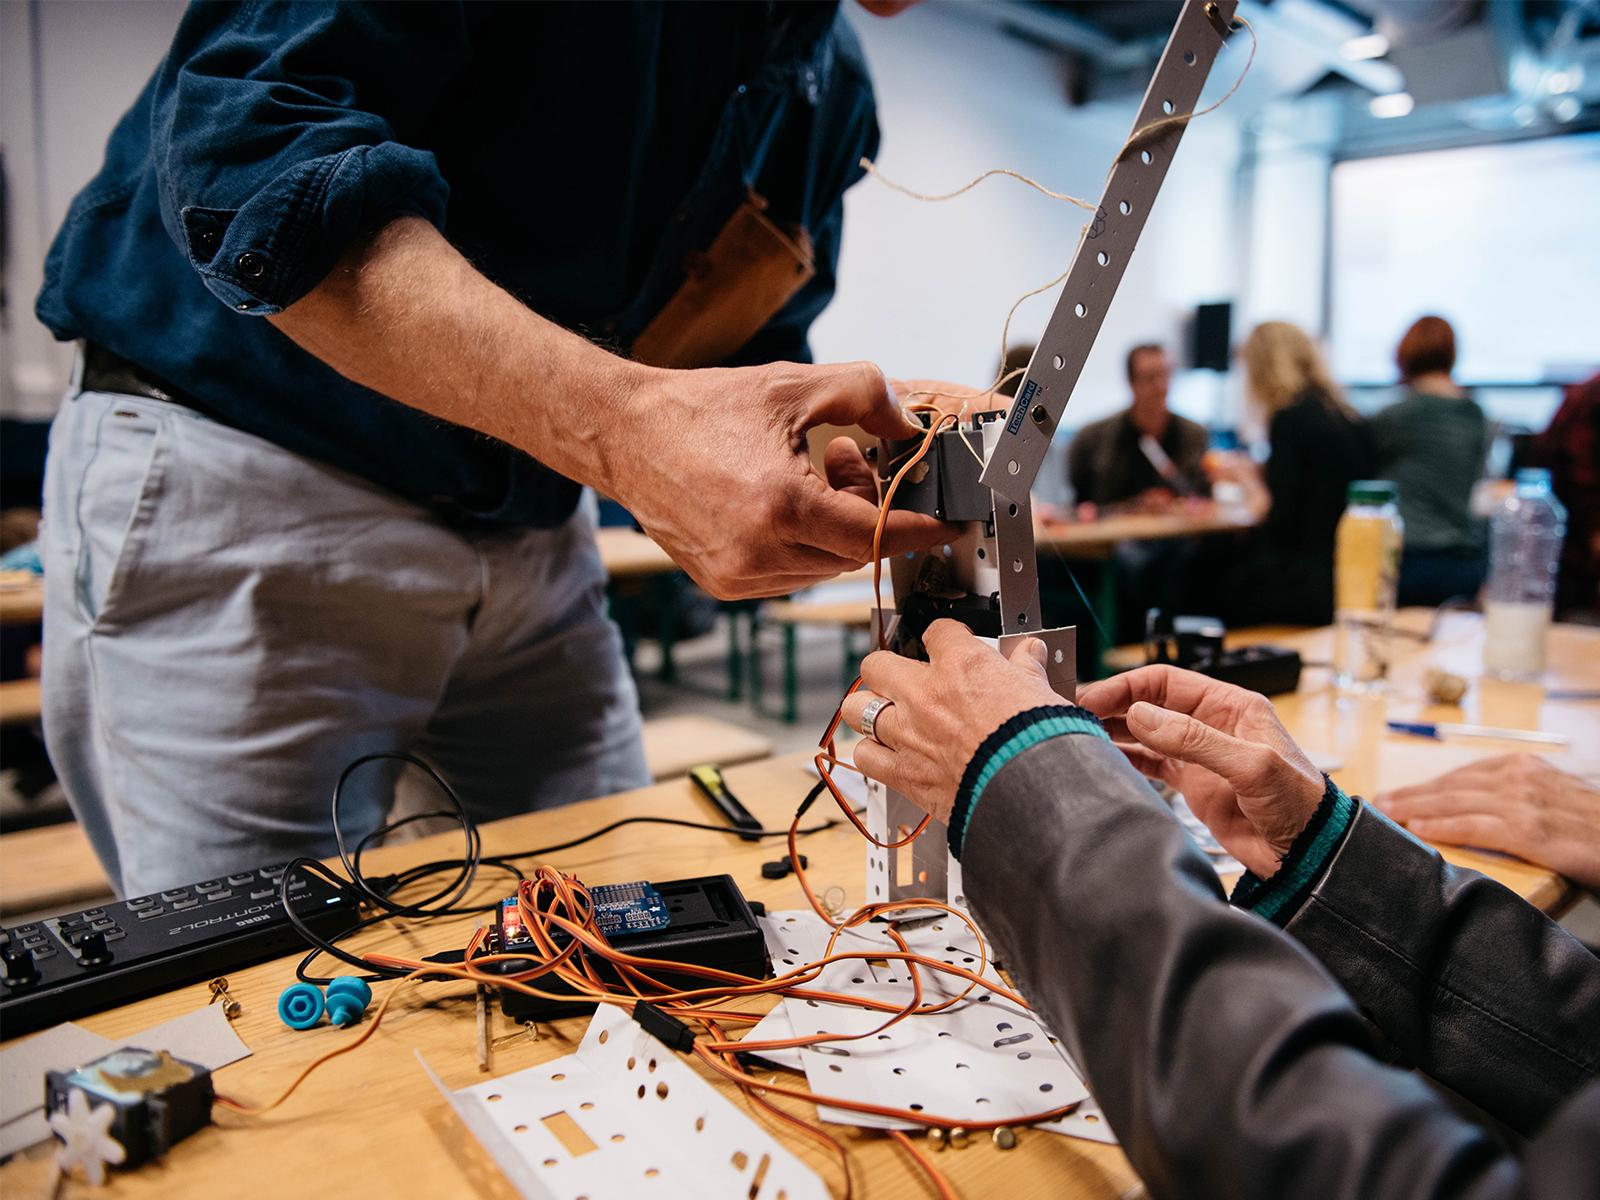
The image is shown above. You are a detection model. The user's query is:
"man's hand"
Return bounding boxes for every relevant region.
[615,362,949,598]
[1375,754,1600,891]
[1077,665,1324,877]
[841,621,1063,822]
[271,217,951,601]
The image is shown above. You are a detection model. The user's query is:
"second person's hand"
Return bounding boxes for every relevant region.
[1076,665,1325,877]
[841,621,1064,822]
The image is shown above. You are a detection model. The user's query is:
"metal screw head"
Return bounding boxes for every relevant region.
[927,1128,947,1151]
[992,1126,1018,1150]
[948,1126,970,1149]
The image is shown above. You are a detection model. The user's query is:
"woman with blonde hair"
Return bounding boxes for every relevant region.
[1204,321,1373,625]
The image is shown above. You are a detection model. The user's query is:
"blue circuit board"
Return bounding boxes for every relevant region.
[590,881,671,938]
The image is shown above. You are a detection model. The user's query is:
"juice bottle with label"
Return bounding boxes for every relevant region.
[1334,481,1404,692]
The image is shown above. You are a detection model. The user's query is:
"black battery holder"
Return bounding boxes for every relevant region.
[483,874,770,1022]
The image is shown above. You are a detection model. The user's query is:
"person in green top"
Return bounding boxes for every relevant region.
[1371,314,1490,606]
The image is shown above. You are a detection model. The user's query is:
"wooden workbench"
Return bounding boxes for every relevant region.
[593,527,678,580]
[1033,503,1257,558]
[4,618,1586,1198]
[0,572,44,626]
[4,606,1593,1197]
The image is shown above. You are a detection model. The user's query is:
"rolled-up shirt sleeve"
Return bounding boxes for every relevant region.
[150,1,465,315]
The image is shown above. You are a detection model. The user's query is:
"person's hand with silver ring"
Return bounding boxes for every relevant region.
[858,696,895,744]
[840,619,1064,822]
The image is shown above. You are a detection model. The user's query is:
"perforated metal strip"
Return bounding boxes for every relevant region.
[981,0,1239,503]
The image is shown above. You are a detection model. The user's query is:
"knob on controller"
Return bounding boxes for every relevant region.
[72,930,113,969]
[2,942,40,987]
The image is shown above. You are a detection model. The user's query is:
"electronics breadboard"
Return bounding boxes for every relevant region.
[1,865,358,1036]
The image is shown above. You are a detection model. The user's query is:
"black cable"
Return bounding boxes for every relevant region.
[282,752,485,982]
[282,751,857,983]
[498,810,850,861]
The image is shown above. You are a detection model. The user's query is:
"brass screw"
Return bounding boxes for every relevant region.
[948,1126,970,1149]
[207,977,241,1020]
[927,1128,947,1152]
[992,1126,1018,1150]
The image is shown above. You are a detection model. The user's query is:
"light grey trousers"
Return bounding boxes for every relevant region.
[40,388,649,897]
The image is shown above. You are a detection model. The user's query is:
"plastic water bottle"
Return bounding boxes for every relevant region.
[1334,481,1404,692]
[1483,468,1566,680]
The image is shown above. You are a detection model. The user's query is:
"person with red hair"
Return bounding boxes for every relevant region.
[1371,315,1490,606]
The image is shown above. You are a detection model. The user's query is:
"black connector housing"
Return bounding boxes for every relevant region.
[633,1001,696,1052]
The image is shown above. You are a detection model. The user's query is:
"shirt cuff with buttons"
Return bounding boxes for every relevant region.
[179,142,450,316]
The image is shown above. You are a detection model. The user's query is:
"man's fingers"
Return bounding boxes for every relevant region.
[702,564,857,601]
[1126,701,1278,790]
[791,477,949,562]
[860,649,928,701]
[823,436,878,501]
[875,510,959,558]
[803,362,921,441]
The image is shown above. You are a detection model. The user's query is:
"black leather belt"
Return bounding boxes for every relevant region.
[80,343,215,421]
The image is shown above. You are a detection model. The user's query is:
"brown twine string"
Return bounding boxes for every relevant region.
[868,15,1257,421]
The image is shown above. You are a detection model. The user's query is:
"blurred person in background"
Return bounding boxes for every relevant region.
[1200,322,1373,627]
[1068,344,1210,514]
[1371,316,1488,607]
[1531,371,1600,623]
[1063,344,1210,642]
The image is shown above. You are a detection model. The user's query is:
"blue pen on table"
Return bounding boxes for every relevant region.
[1386,720,1570,746]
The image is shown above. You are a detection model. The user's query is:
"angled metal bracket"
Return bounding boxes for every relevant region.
[981,0,1239,503]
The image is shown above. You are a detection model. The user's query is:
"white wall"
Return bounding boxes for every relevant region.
[0,0,187,419]
[812,1,1251,444]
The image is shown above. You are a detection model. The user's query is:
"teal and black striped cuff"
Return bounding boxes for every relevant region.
[949,705,1109,859]
[1230,776,1358,926]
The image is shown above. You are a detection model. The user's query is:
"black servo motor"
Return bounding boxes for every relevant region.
[46,1047,213,1171]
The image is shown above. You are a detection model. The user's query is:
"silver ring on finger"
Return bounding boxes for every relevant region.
[860,696,895,745]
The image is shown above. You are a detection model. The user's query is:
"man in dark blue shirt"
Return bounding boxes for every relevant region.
[34,1,941,894]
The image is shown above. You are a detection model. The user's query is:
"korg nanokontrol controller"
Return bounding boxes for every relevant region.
[1,865,357,1036]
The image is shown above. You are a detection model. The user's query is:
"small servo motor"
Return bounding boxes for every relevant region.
[46,1047,213,1174]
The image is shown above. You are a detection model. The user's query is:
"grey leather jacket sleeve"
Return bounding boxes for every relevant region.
[960,730,1600,1200]
[1279,803,1600,1134]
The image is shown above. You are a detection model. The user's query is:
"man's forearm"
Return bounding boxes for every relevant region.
[269,216,647,496]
